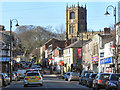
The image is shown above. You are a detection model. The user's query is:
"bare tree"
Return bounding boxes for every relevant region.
[54,24,65,40]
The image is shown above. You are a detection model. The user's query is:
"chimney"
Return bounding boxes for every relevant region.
[104,27,110,34]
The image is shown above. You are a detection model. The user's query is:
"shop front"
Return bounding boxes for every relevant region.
[100,57,114,73]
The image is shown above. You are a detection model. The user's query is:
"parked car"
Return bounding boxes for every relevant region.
[13,71,20,81]
[105,73,120,90]
[18,69,26,79]
[93,73,110,90]
[62,73,66,79]
[0,74,3,87]
[87,73,97,88]
[24,71,43,87]
[64,72,79,81]
[82,73,90,85]
[79,70,94,84]
[12,73,17,81]
[0,73,10,86]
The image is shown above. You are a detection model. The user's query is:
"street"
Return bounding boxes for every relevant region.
[1,73,91,90]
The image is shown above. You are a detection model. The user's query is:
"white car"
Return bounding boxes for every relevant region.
[24,71,43,87]
[18,69,26,79]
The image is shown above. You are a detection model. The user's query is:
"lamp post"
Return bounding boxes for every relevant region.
[10,19,19,82]
[104,5,118,73]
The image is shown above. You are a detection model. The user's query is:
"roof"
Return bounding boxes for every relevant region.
[65,40,89,49]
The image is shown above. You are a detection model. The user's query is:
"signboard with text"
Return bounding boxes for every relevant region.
[77,48,82,59]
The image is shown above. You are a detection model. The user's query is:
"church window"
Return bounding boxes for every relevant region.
[72,27,74,34]
[70,12,75,19]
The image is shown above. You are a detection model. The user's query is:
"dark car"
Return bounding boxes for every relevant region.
[82,73,90,85]
[79,70,94,85]
[87,73,97,88]
[62,73,66,79]
[105,73,120,90]
[93,73,110,90]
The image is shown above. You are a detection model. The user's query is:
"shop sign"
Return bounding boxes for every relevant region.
[77,48,82,59]
[100,57,112,64]
[91,56,99,63]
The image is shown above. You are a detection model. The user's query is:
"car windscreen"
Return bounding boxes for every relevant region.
[27,73,39,76]
[100,74,110,79]
[110,74,120,81]
[72,73,79,76]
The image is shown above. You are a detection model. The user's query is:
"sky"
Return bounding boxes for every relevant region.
[0,1,119,32]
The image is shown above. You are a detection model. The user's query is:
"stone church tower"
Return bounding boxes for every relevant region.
[65,3,87,40]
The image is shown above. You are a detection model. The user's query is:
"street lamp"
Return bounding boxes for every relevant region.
[104,5,118,73]
[10,19,19,82]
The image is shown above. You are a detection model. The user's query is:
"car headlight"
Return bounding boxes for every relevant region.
[110,83,117,86]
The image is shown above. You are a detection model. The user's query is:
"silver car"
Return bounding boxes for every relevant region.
[65,72,79,81]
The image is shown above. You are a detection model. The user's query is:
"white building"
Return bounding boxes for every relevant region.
[116,22,120,72]
[99,41,115,73]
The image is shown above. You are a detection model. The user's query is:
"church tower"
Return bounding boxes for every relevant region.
[65,3,87,40]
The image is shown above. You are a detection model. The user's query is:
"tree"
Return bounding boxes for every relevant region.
[54,24,65,40]
[15,25,59,60]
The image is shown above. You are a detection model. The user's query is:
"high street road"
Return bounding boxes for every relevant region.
[1,73,91,90]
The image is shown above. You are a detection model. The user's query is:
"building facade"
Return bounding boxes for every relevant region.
[116,22,120,72]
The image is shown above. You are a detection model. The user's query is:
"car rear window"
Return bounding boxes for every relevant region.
[27,73,39,76]
[72,73,79,76]
[110,74,120,81]
[91,74,97,78]
[100,74,110,79]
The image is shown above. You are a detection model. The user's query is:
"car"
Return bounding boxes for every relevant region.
[64,72,79,81]
[93,73,110,90]
[0,74,3,87]
[87,73,97,88]
[35,66,42,71]
[12,73,17,81]
[25,69,43,77]
[62,73,66,79]
[13,71,20,81]
[82,73,90,85]
[105,73,120,90]
[79,70,94,85]
[24,71,43,87]
[17,69,26,79]
[0,73,10,86]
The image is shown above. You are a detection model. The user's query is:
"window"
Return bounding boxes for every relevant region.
[72,27,74,34]
[70,12,75,19]
[81,12,84,19]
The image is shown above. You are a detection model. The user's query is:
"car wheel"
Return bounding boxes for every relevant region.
[40,84,43,86]
[24,84,27,87]
[94,84,99,90]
